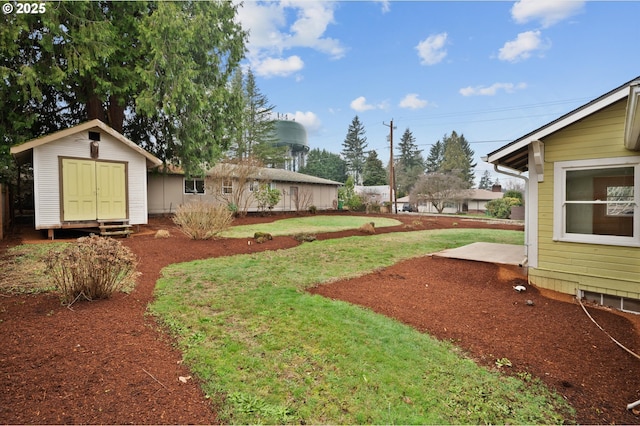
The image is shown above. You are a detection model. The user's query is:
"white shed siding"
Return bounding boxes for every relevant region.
[32,131,149,228]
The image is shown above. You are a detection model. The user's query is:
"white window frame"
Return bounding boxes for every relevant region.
[553,156,640,247]
[222,178,233,195]
[184,178,205,195]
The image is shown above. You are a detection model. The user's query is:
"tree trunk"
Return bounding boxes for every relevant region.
[107,95,125,133]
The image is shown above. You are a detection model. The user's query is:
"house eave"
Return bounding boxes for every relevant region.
[486,77,640,171]
[624,83,640,151]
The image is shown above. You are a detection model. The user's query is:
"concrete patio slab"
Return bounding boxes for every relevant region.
[432,242,526,266]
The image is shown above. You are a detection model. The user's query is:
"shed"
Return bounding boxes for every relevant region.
[10,120,162,238]
[485,76,640,311]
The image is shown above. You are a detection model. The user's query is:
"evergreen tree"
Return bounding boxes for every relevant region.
[478,170,493,190]
[341,116,368,184]
[425,140,444,173]
[229,69,286,166]
[362,150,388,186]
[298,149,348,183]
[395,128,425,196]
[397,128,424,169]
[440,131,476,188]
[1,1,247,179]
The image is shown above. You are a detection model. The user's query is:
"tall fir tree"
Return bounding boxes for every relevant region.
[395,128,425,196]
[425,131,476,188]
[341,116,368,184]
[362,150,388,186]
[425,140,444,173]
[227,68,285,166]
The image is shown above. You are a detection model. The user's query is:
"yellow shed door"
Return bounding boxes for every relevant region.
[96,162,126,220]
[62,159,126,221]
[62,159,97,221]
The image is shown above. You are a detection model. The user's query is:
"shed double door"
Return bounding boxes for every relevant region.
[61,159,127,221]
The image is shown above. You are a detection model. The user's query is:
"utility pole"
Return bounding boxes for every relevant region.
[383,119,397,213]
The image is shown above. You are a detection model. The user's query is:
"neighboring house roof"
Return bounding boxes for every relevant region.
[486,76,640,172]
[10,119,162,167]
[462,189,504,201]
[160,163,342,186]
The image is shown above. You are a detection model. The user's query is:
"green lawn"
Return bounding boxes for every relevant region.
[151,228,573,424]
[220,214,402,238]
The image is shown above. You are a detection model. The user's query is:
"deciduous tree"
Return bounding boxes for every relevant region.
[410,172,467,214]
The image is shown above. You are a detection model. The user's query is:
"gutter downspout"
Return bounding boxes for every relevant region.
[492,163,529,268]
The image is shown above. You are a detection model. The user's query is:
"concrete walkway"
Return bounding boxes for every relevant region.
[432,242,526,266]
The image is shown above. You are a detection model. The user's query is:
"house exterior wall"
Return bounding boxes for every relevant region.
[147,174,339,214]
[529,99,640,297]
[32,131,149,229]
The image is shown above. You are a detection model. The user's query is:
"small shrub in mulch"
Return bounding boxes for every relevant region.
[45,235,139,305]
[293,233,317,243]
[154,229,171,239]
[254,232,273,244]
[358,222,375,234]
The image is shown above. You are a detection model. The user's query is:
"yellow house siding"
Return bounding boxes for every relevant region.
[531,99,640,296]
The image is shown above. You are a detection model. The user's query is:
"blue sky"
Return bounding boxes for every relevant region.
[234,0,640,187]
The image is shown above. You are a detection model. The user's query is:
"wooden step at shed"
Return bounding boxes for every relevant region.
[98,220,132,237]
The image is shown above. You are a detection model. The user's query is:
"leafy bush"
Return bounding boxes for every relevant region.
[308,205,317,214]
[255,184,281,213]
[486,197,522,219]
[504,190,523,205]
[45,235,139,305]
[173,201,234,239]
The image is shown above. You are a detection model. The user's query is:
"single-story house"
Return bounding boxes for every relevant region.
[485,76,640,312]
[148,163,341,214]
[355,185,393,205]
[415,186,504,214]
[10,120,162,238]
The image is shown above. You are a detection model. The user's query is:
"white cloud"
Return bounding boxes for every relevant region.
[254,56,304,78]
[416,32,448,66]
[350,96,388,112]
[399,93,428,109]
[235,1,346,78]
[375,0,391,13]
[350,96,376,112]
[511,0,585,28]
[459,82,527,97]
[284,111,322,134]
[498,30,549,62]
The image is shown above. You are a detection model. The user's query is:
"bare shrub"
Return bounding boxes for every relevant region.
[173,202,234,240]
[45,235,139,305]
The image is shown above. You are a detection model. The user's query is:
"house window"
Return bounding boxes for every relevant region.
[249,180,259,192]
[222,179,233,194]
[184,178,205,195]
[554,157,639,246]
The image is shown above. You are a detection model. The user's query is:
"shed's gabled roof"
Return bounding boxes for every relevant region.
[10,119,162,167]
[486,76,640,172]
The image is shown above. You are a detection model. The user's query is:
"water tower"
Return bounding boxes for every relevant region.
[273,119,309,171]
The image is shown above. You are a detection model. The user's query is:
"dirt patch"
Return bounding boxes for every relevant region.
[1,212,638,424]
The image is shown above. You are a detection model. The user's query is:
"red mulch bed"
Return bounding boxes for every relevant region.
[1,212,639,424]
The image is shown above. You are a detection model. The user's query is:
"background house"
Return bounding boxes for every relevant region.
[416,185,504,214]
[10,120,162,239]
[486,77,640,312]
[148,163,341,214]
